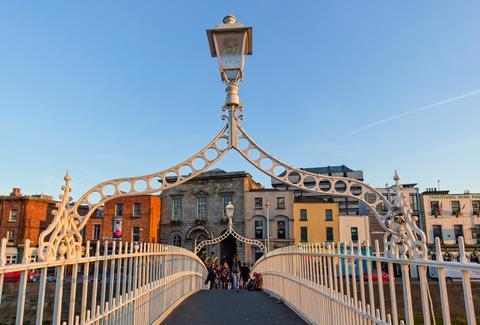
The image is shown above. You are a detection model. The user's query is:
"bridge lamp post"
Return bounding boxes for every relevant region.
[207,15,252,147]
[226,201,235,224]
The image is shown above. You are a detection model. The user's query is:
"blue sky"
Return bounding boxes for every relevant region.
[1,1,479,199]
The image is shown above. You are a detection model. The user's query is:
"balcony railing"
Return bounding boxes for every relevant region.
[0,238,206,324]
[252,237,480,324]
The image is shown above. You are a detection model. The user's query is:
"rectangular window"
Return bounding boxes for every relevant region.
[351,227,359,242]
[96,209,104,217]
[432,225,443,243]
[93,225,101,241]
[472,227,479,243]
[115,203,123,217]
[133,203,141,217]
[7,230,15,243]
[9,210,17,222]
[5,255,17,264]
[454,225,463,243]
[430,201,440,215]
[451,201,461,214]
[172,197,182,220]
[475,225,480,242]
[254,220,264,239]
[276,197,285,209]
[197,196,206,220]
[277,220,286,239]
[472,200,480,214]
[223,195,232,217]
[325,209,333,221]
[300,227,308,242]
[254,197,263,209]
[300,209,308,221]
[132,227,140,242]
[409,194,418,212]
[326,227,334,242]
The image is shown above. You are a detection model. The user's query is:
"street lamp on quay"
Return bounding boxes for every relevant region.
[265,201,270,252]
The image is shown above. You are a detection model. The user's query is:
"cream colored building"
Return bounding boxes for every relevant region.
[245,189,294,263]
[339,215,370,243]
[422,190,480,245]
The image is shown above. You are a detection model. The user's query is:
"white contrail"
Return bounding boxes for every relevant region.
[348,88,480,135]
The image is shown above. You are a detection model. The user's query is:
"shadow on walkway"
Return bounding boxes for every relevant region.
[162,289,306,325]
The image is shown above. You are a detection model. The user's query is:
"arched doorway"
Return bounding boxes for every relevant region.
[220,234,237,266]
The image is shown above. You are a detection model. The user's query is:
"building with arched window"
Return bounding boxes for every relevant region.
[160,169,262,264]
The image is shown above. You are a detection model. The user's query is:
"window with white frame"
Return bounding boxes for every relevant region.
[197,196,207,220]
[133,203,141,217]
[254,197,263,209]
[276,197,285,209]
[5,255,17,264]
[9,210,17,222]
[254,220,264,239]
[172,197,182,220]
[7,230,15,243]
[222,195,232,217]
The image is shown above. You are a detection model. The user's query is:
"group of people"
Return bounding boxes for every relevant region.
[204,252,262,292]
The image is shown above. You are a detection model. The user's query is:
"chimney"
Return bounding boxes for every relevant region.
[10,188,22,197]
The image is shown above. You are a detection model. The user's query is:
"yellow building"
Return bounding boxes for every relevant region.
[293,198,340,244]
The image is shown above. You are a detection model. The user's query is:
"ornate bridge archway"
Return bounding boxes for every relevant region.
[193,202,265,256]
[37,16,427,263]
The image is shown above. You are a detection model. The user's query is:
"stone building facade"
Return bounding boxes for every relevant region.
[245,189,294,263]
[0,188,57,263]
[160,170,261,265]
[83,194,161,244]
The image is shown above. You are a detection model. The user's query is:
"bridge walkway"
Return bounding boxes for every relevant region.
[162,288,306,325]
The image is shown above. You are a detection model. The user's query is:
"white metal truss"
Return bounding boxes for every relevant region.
[38,86,427,262]
[194,213,265,255]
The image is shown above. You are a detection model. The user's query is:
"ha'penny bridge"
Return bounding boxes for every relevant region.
[1,15,479,325]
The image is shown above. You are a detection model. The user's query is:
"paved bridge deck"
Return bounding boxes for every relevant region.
[162,289,306,325]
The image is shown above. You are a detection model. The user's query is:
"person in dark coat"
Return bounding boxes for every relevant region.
[240,262,250,289]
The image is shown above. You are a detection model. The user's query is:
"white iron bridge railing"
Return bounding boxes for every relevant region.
[252,237,480,325]
[0,238,207,325]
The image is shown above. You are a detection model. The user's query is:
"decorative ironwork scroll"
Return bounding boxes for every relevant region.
[194,209,265,254]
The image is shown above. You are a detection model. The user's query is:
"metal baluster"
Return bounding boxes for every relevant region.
[434,237,450,325]
[0,238,7,304]
[357,242,367,316]
[109,241,116,311]
[374,240,386,322]
[458,237,476,324]
[15,239,30,325]
[365,240,375,319]
[100,241,109,317]
[53,263,65,325]
[116,242,122,304]
[80,241,91,324]
[69,255,79,324]
[91,241,101,318]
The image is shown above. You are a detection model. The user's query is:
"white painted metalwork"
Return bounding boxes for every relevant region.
[6,14,463,325]
[194,202,265,254]
[0,239,206,324]
[37,15,427,263]
[252,237,480,325]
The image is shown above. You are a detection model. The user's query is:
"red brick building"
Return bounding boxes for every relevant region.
[0,188,58,263]
[83,195,161,244]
